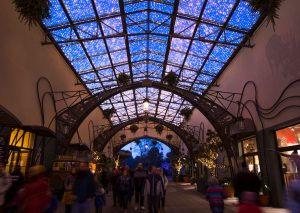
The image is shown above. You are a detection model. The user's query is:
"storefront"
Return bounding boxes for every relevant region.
[6,128,35,174]
[275,123,300,185]
[238,137,260,174]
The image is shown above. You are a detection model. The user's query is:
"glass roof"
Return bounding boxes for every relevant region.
[43,0,261,125]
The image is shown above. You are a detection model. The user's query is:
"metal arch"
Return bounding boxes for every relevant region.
[56,79,236,153]
[93,116,197,153]
[112,136,180,157]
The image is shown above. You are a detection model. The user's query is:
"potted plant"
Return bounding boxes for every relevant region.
[155,124,164,135]
[102,107,116,119]
[129,124,139,133]
[259,183,270,206]
[117,73,130,86]
[163,71,178,86]
[166,134,173,141]
[12,0,51,28]
[179,107,193,121]
[248,0,283,30]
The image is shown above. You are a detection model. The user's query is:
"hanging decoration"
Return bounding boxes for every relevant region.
[129,124,139,133]
[179,107,193,121]
[163,71,178,86]
[12,0,51,28]
[166,134,173,141]
[248,0,284,30]
[155,124,164,135]
[117,72,130,86]
[102,107,116,119]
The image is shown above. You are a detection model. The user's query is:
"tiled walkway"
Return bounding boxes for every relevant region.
[56,182,289,213]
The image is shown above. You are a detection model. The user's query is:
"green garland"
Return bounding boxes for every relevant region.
[12,0,51,28]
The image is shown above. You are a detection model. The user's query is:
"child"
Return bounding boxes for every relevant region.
[95,183,106,213]
[206,177,226,213]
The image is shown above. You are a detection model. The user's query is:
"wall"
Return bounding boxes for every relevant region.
[211,0,300,130]
[0,1,107,146]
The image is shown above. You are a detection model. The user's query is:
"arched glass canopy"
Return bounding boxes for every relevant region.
[42,0,261,124]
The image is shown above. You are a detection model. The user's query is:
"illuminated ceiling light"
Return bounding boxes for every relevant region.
[145,144,149,149]
[143,98,149,113]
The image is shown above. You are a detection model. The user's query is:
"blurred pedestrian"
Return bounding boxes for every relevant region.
[72,162,96,213]
[144,166,164,213]
[111,167,121,207]
[0,163,12,210]
[158,168,168,212]
[238,191,261,213]
[12,165,52,213]
[4,165,24,206]
[117,169,134,213]
[133,163,147,211]
[232,162,260,201]
[206,176,225,213]
[95,182,105,213]
[62,169,76,213]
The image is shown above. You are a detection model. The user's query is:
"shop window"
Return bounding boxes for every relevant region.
[276,123,300,148]
[276,123,300,185]
[242,137,257,154]
[240,137,260,174]
[6,128,35,174]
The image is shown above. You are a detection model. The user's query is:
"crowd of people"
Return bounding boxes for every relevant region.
[0,162,168,213]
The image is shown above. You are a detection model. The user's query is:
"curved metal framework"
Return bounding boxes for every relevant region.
[94,115,198,153]
[56,80,236,153]
[113,136,180,156]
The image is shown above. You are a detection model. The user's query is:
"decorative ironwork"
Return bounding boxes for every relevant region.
[93,116,198,153]
[41,0,263,131]
[55,79,236,153]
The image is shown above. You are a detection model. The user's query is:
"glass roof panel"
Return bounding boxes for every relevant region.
[43,0,263,125]
[95,0,120,15]
[178,0,204,17]
[203,0,235,23]
[64,0,95,20]
[44,0,68,27]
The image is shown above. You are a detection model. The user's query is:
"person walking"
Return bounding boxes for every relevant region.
[133,163,147,211]
[158,168,168,212]
[206,177,226,213]
[12,165,52,213]
[233,162,261,213]
[62,170,76,213]
[0,163,12,211]
[232,162,260,201]
[95,182,105,213]
[111,167,121,207]
[144,166,164,213]
[117,169,134,213]
[72,161,96,213]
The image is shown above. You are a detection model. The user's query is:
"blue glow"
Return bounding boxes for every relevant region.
[178,0,204,17]
[203,0,235,23]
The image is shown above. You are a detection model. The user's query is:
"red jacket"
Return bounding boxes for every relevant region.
[16,175,51,213]
[238,204,262,213]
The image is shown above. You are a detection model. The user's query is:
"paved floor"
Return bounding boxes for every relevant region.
[56,182,289,213]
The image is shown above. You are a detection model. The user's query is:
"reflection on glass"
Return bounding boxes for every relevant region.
[242,137,257,154]
[276,124,300,148]
[281,150,299,185]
